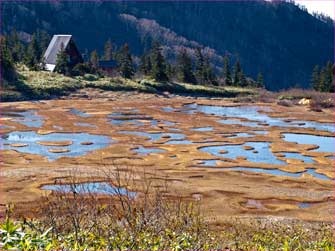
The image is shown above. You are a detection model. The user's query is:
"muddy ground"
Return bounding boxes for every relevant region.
[0,89,334,225]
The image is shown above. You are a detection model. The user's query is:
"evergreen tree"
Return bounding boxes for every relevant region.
[90,50,99,69]
[24,33,40,70]
[195,47,205,84]
[8,29,24,63]
[166,62,176,80]
[104,38,113,61]
[203,56,218,86]
[238,70,247,87]
[256,72,264,88]
[139,54,152,75]
[54,43,70,75]
[177,49,196,84]
[150,41,168,82]
[118,43,134,79]
[195,48,217,85]
[311,65,320,91]
[312,62,334,92]
[1,36,17,81]
[35,29,50,60]
[233,59,242,86]
[223,55,232,86]
[324,61,334,92]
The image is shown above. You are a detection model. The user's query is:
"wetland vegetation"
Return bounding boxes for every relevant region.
[1,3,334,250]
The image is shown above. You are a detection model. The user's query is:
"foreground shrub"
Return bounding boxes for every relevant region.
[1,166,334,251]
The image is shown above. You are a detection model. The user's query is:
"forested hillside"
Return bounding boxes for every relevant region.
[2,0,333,90]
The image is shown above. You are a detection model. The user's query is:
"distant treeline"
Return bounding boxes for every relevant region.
[2,29,333,93]
[311,62,334,93]
[1,29,265,88]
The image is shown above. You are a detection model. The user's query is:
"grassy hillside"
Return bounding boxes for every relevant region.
[1,66,256,102]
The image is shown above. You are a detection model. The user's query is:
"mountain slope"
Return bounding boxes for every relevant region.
[2,1,333,90]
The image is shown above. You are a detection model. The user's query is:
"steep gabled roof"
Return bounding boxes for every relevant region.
[43,35,72,65]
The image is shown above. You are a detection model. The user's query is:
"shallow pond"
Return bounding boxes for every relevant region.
[187,104,335,132]
[191,127,213,132]
[219,119,261,127]
[199,142,286,165]
[4,110,44,128]
[227,132,254,138]
[164,140,193,145]
[133,146,166,156]
[280,152,315,164]
[298,202,312,209]
[111,119,144,126]
[74,122,97,128]
[119,131,185,142]
[1,131,111,160]
[42,182,136,196]
[197,164,332,180]
[282,133,335,153]
[69,109,91,117]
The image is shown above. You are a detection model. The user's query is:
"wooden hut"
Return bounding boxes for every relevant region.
[43,35,83,72]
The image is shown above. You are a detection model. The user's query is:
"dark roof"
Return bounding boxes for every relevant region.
[43,35,72,65]
[99,60,118,68]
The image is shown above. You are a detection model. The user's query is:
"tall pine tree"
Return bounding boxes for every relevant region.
[324,61,334,92]
[195,47,205,85]
[24,33,40,70]
[8,29,24,63]
[177,49,196,84]
[104,39,113,61]
[118,43,134,79]
[256,72,264,88]
[203,56,218,86]
[90,50,99,69]
[139,53,152,75]
[150,41,168,82]
[1,36,17,81]
[233,59,242,86]
[312,62,334,92]
[311,65,320,91]
[195,48,217,85]
[223,55,232,86]
[54,43,70,75]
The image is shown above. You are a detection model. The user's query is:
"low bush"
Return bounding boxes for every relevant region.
[1,165,334,251]
[277,99,293,107]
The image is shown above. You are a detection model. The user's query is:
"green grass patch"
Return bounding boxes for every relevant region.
[1,66,258,101]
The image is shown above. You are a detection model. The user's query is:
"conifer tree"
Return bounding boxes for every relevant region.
[166,62,176,80]
[195,48,217,85]
[203,56,218,86]
[223,55,232,86]
[195,47,205,84]
[8,29,24,63]
[90,50,99,69]
[118,43,134,79]
[1,36,17,81]
[238,70,247,87]
[256,72,264,88]
[35,29,50,60]
[54,43,70,75]
[104,39,113,61]
[177,49,196,84]
[324,61,334,92]
[311,65,320,91]
[233,59,242,86]
[24,33,40,70]
[150,41,168,82]
[139,54,152,75]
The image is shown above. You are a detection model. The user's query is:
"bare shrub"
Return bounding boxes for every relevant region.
[38,164,215,250]
[277,99,293,107]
